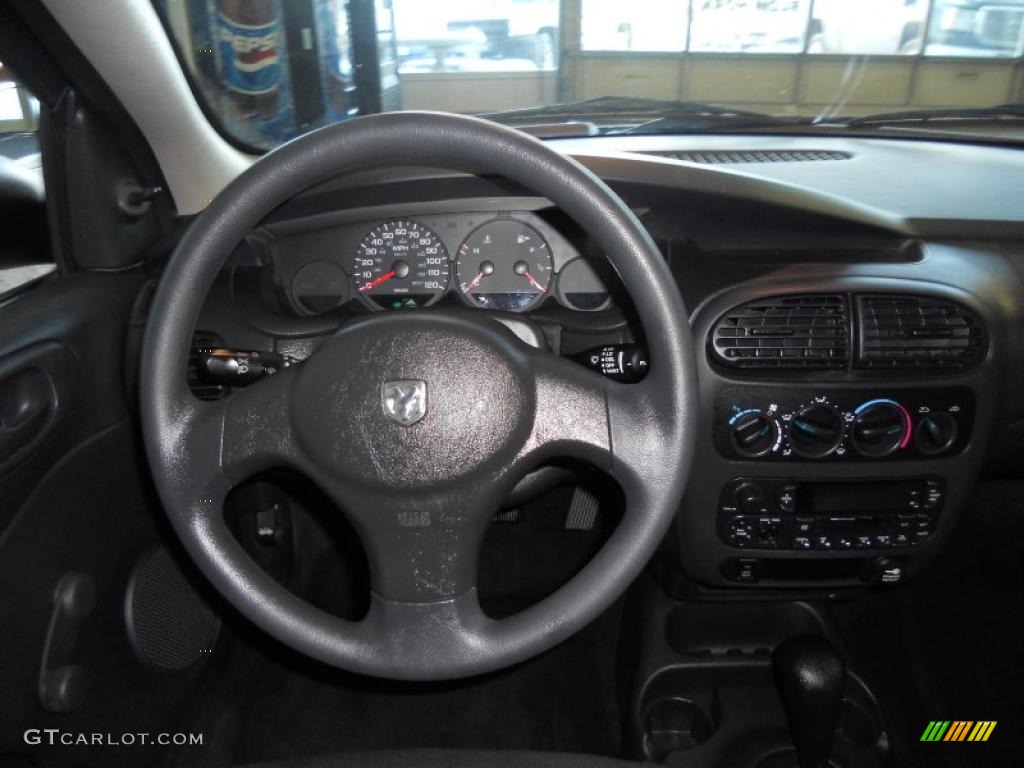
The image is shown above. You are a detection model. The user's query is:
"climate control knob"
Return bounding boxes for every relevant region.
[730,410,780,458]
[788,404,844,458]
[915,412,958,455]
[851,399,911,457]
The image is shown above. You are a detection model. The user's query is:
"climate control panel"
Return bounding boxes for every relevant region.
[716,387,973,462]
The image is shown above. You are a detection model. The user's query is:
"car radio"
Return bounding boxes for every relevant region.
[718,477,943,551]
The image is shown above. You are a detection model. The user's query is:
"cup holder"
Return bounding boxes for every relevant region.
[642,697,716,761]
[837,697,882,749]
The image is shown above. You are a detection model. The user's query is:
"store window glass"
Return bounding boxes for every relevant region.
[391,0,559,73]
[153,0,1024,153]
[808,0,929,54]
[924,0,1024,57]
[688,0,810,53]
[580,0,689,52]
[155,0,361,150]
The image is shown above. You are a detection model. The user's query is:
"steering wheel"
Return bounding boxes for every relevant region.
[140,112,696,681]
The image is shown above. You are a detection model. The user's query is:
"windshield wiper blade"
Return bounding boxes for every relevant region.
[844,103,1024,127]
[479,96,779,126]
[606,112,805,136]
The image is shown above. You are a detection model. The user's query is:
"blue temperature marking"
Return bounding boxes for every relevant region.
[728,408,760,426]
[854,398,899,415]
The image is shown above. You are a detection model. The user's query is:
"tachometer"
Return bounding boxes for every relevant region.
[352,220,449,309]
[456,220,553,311]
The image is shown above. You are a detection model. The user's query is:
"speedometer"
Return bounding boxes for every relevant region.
[352,220,449,309]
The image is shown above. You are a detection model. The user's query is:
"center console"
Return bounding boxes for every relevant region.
[627,590,889,768]
[666,271,999,593]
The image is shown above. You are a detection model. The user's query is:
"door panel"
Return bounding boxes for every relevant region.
[0,341,78,471]
[0,270,142,532]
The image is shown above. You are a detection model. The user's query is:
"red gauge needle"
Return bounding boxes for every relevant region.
[464,271,485,294]
[359,269,396,293]
[522,271,545,292]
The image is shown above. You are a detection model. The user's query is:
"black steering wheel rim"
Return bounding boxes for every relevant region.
[140,111,697,681]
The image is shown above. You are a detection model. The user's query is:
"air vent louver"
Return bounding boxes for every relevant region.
[645,149,851,164]
[711,294,849,370]
[188,331,227,401]
[856,295,985,369]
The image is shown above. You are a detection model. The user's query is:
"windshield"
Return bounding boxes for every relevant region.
[154,0,1024,150]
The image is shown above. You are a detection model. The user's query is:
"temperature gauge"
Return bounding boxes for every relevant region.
[456,220,553,311]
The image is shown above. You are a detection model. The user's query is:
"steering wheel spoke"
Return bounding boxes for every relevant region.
[358,589,490,669]
[214,364,304,483]
[159,366,305,530]
[604,374,677,493]
[516,348,612,471]
[331,474,511,605]
[518,346,667,486]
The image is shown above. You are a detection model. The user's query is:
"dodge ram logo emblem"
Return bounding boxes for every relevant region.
[381,380,427,426]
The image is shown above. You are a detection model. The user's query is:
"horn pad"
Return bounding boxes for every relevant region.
[291,313,534,490]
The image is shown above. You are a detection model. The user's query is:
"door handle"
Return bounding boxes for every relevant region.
[0,368,53,464]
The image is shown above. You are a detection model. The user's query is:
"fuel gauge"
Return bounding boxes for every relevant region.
[456,220,553,311]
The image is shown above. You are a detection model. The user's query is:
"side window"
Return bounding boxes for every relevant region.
[0,62,40,175]
[0,61,53,299]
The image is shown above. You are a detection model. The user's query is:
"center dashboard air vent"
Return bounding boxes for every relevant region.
[643,149,852,164]
[856,295,986,370]
[710,294,849,370]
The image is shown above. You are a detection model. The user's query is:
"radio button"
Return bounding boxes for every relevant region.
[734,558,760,584]
[895,514,916,532]
[727,516,754,548]
[753,517,783,548]
[777,485,797,513]
[734,482,770,516]
[794,517,816,535]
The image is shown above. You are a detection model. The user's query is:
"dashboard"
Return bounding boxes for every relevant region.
[190,132,1024,597]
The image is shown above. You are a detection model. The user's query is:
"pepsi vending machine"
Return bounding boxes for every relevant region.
[172,0,399,149]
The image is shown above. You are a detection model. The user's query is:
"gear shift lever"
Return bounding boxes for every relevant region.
[772,634,846,768]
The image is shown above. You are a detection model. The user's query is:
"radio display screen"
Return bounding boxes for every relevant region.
[796,481,918,516]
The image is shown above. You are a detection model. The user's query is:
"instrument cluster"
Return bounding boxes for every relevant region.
[276,211,612,316]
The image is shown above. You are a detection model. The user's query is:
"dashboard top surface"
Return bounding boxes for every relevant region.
[550,134,1024,237]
